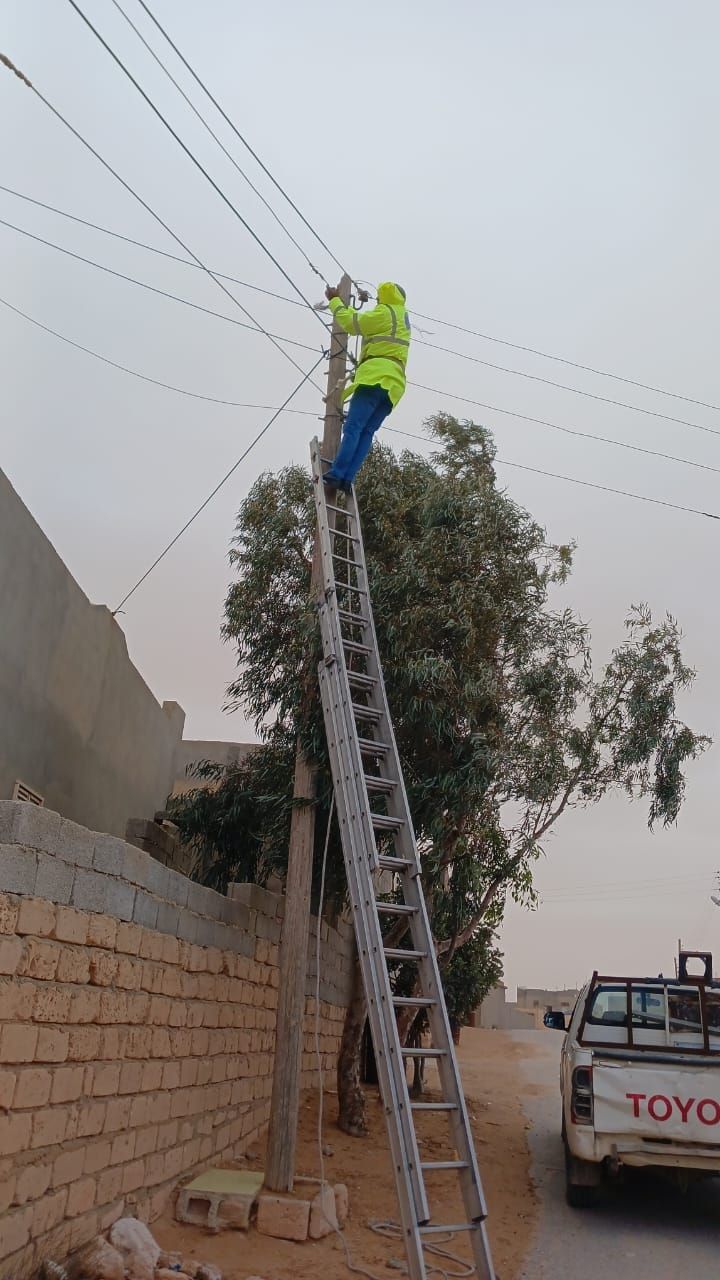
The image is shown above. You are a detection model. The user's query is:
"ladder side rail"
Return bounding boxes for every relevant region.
[318,656,430,1275]
[319,604,430,1223]
[343,485,422,872]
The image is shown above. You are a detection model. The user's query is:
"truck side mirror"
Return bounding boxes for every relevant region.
[543,1011,566,1031]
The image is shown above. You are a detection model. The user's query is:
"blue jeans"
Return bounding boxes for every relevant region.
[324,384,393,487]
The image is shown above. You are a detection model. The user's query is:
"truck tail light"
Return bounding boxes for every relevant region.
[571,1066,594,1125]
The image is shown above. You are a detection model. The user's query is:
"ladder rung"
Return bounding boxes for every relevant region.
[419,1222,484,1235]
[421,1161,469,1171]
[358,737,390,755]
[402,1048,445,1058]
[384,947,426,961]
[392,996,435,1008]
[411,1102,458,1112]
[343,638,373,654]
[339,609,367,625]
[333,552,364,568]
[329,528,358,542]
[325,502,355,517]
[336,583,368,596]
[352,703,382,722]
[376,901,416,916]
[347,672,376,690]
[378,856,414,872]
[371,814,405,831]
[364,774,395,792]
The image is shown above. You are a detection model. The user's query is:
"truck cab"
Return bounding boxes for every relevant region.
[546,950,720,1206]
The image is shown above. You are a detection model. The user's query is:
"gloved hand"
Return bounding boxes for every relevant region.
[325,284,341,301]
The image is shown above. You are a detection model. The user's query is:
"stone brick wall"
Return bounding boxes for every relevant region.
[0,801,353,1278]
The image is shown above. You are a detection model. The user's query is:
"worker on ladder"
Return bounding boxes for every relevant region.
[322,281,411,492]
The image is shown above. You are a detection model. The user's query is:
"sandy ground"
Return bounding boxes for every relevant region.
[154,1028,538,1280]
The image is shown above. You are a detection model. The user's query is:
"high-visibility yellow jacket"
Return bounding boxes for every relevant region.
[328,281,411,406]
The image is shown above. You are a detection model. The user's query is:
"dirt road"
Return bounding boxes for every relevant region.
[155,1027,536,1279]
[513,1029,720,1280]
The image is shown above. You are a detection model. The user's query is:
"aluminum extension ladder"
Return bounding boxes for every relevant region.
[310,439,495,1280]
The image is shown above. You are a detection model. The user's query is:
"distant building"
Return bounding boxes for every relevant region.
[517,986,581,1028]
[473,982,581,1031]
[171,739,261,796]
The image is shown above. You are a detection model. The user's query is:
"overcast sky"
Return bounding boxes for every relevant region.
[3,0,719,995]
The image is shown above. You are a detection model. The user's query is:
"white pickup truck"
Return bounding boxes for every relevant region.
[544,950,720,1206]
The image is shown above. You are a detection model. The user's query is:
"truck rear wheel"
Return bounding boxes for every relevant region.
[564,1138,602,1208]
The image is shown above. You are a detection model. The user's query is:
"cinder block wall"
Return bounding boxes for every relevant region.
[0,801,353,1278]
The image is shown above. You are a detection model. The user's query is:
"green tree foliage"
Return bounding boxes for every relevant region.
[172,416,709,1068]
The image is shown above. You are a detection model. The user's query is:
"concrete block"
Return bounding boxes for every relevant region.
[176,1169,264,1231]
[132,891,158,929]
[308,1182,339,1239]
[54,818,95,868]
[92,835,129,877]
[256,1192,310,1242]
[0,802,60,853]
[187,881,221,918]
[177,911,199,944]
[235,931,256,959]
[35,852,75,905]
[226,901,252,932]
[105,879,136,922]
[117,842,154,890]
[164,868,190,909]
[156,901,180,936]
[0,845,37,897]
[255,914,281,944]
[143,856,170,900]
[72,869,109,915]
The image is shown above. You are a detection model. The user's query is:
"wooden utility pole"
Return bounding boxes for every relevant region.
[265,274,352,1192]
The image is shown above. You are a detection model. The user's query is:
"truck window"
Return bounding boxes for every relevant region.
[587,985,627,1026]
[630,986,666,1030]
[706,990,720,1034]
[667,989,702,1036]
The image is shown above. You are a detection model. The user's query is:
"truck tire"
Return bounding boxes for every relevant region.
[564,1135,602,1208]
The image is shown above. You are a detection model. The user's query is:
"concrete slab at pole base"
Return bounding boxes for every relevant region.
[176,1169,264,1231]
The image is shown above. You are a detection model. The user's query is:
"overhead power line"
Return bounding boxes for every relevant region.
[65,0,328,327]
[5,203,720,478]
[0,218,318,354]
[4,286,718,524]
[0,293,316,413]
[113,352,325,613]
[411,308,720,417]
[0,183,307,307]
[108,0,332,291]
[386,426,720,523]
[0,49,322,391]
[6,180,720,442]
[414,337,720,439]
[9,205,720,480]
[134,0,351,286]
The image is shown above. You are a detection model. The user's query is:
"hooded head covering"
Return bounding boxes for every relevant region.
[377,281,407,304]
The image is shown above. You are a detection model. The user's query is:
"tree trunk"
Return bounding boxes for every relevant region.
[336,954,368,1136]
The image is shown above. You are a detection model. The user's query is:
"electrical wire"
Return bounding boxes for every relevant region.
[6,205,720,481]
[0,217,319,354]
[413,337,720,440]
[385,427,720,522]
[0,293,317,414]
[0,182,308,307]
[112,352,324,613]
[108,0,333,290]
[65,0,328,327]
[134,0,352,287]
[4,284,718,526]
[6,179,720,444]
[410,307,720,418]
[1,55,325,395]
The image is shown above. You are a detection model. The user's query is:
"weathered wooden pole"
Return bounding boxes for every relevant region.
[264,274,351,1191]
